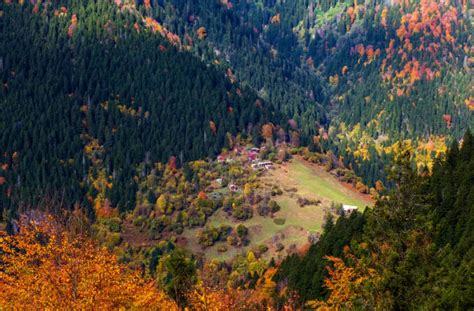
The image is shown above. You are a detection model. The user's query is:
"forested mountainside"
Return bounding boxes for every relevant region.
[0,0,280,215]
[1,132,472,309]
[1,0,472,211]
[0,0,473,309]
[134,0,473,185]
[275,131,474,309]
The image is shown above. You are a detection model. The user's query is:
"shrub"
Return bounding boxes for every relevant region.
[99,217,122,233]
[232,205,253,220]
[271,186,283,196]
[197,225,232,248]
[227,235,238,246]
[269,200,281,213]
[170,223,184,234]
[273,218,286,225]
[236,224,248,238]
[133,216,146,227]
[257,203,270,216]
[106,232,122,248]
[258,244,269,254]
[217,245,228,253]
[296,197,320,207]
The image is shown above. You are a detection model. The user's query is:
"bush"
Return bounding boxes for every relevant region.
[331,202,343,215]
[232,205,253,220]
[218,225,232,239]
[106,232,122,249]
[170,223,184,234]
[269,200,281,213]
[132,216,146,227]
[197,225,232,248]
[236,224,249,238]
[296,197,320,207]
[100,217,122,233]
[217,245,228,253]
[271,187,283,196]
[276,243,285,252]
[274,218,286,225]
[187,209,206,227]
[227,235,238,246]
[258,244,269,254]
[257,203,270,216]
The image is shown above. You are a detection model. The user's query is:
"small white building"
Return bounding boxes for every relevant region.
[251,161,274,170]
[228,184,240,192]
[343,205,358,215]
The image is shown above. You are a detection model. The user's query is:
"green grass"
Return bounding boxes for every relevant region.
[314,2,348,27]
[287,160,372,208]
[182,195,325,261]
[180,158,372,261]
[274,197,323,230]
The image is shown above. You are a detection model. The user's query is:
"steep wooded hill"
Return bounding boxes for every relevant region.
[275,131,474,309]
[1,0,472,219]
[132,0,473,184]
[0,0,279,215]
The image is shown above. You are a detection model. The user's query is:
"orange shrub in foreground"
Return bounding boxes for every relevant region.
[0,215,177,310]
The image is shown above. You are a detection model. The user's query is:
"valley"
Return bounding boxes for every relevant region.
[0,0,472,309]
[181,157,373,262]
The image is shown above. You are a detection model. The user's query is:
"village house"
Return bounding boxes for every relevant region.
[342,205,358,215]
[251,161,274,170]
[247,150,258,162]
[233,146,244,155]
[228,183,240,192]
[209,192,224,201]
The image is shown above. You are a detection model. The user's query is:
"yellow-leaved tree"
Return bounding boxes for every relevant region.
[307,247,379,310]
[0,213,177,310]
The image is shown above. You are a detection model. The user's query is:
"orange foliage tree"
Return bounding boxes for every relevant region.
[144,0,151,9]
[0,214,177,310]
[197,26,207,40]
[271,14,281,24]
[379,0,462,96]
[67,14,78,37]
[307,247,378,310]
[262,123,274,144]
[187,276,284,310]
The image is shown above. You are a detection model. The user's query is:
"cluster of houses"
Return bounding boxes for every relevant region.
[212,146,277,195]
[216,146,274,171]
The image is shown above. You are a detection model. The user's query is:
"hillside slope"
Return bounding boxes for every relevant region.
[0,1,278,214]
[133,0,473,184]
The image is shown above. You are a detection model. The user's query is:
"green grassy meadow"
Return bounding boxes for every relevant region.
[181,158,372,261]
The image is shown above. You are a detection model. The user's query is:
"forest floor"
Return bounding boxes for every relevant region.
[181,157,373,262]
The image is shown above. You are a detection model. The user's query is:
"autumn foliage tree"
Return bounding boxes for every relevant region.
[262,123,274,145]
[197,26,207,40]
[307,248,378,310]
[0,213,177,310]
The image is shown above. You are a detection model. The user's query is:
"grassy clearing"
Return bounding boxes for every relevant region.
[285,159,373,208]
[181,157,372,261]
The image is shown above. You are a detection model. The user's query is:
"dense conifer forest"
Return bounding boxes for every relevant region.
[0,0,279,216]
[0,0,473,309]
[275,131,474,309]
[1,0,472,213]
